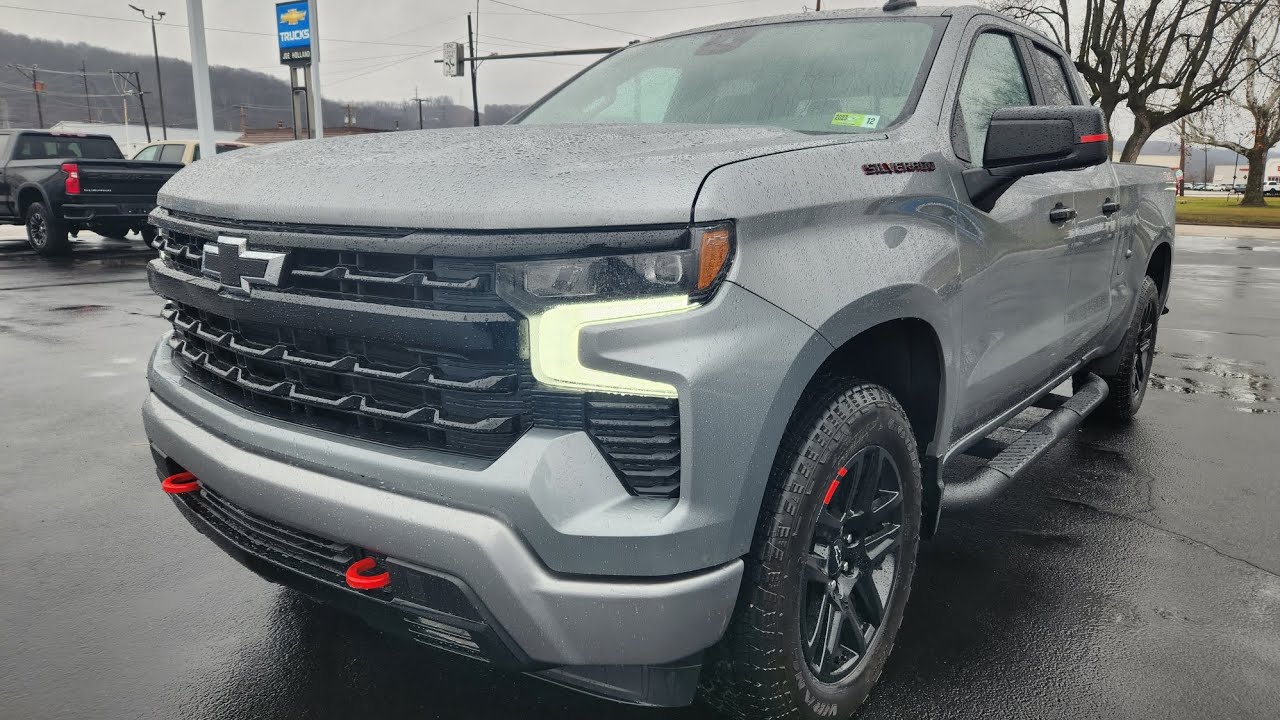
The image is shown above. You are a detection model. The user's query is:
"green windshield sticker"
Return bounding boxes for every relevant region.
[832,112,880,129]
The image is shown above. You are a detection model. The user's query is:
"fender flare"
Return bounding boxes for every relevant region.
[15,182,53,218]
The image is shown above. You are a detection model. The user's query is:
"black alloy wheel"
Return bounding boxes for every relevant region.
[801,445,904,682]
[25,202,71,256]
[27,209,47,248]
[1131,297,1158,399]
[1093,274,1160,423]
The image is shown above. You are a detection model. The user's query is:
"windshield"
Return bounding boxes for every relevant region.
[518,18,944,133]
[16,134,123,160]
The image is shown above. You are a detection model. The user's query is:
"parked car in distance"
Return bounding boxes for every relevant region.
[1189,182,1206,191]
[141,3,1175,718]
[1264,181,1280,197]
[0,129,182,254]
[132,140,250,166]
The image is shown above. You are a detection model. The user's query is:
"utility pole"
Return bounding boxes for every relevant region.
[467,13,479,126]
[9,65,45,128]
[411,87,425,129]
[111,70,151,142]
[236,104,247,135]
[129,6,169,139]
[1178,117,1186,196]
[80,60,93,123]
[344,103,354,128]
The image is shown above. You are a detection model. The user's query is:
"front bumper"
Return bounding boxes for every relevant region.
[144,389,741,671]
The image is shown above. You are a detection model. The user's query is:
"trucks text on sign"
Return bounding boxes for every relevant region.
[276,1,312,65]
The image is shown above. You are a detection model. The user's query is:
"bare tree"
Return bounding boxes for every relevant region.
[1187,7,1280,206]
[992,0,1278,162]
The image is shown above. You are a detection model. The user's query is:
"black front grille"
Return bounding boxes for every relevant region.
[159,229,504,312]
[166,300,528,457]
[153,215,684,495]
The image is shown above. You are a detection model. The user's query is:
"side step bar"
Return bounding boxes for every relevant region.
[943,373,1109,510]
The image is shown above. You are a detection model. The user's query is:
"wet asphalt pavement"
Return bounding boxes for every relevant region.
[1,226,1277,719]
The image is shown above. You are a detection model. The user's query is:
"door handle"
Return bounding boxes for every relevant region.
[1102,199,1121,215]
[1049,203,1077,223]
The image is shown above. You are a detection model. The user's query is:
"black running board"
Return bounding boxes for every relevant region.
[943,373,1109,510]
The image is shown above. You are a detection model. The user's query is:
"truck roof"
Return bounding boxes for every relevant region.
[2,129,117,140]
[651,4,1040,45]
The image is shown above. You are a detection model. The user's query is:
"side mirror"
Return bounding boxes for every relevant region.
[963,105,1109,211]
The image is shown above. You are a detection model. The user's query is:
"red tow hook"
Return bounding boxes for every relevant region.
[161,471,200,494]
[345,557,391,591]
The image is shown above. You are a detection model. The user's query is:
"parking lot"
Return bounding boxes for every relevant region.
[1,225,1277,719]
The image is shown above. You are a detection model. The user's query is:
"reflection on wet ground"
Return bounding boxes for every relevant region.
[1150,352,1277,412]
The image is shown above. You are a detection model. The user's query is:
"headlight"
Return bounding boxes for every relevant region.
[496,224,734,398]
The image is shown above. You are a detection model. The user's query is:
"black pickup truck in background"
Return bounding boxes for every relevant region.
[0,130,183,256]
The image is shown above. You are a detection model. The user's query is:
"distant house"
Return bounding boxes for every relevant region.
[235,125,387,144]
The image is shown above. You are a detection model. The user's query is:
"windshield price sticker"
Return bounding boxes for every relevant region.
[832,112,881,129]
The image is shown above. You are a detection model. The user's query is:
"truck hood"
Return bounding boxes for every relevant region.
[157,124,875,230]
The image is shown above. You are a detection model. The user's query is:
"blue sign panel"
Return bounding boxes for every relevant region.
[276,1,312,65]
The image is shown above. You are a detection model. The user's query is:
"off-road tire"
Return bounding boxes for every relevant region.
[25,202,70,257]
[699,379,922,720]
[1094,276,1161,423]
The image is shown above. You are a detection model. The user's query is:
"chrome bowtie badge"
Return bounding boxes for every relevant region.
[201,237,287,294]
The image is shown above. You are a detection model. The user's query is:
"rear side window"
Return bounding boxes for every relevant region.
[0,134,10,159]
[133,145,161,161]
[158,144,186,163]
[1031,46,1077,106]
[952,32,1032,164]
[15,135,123,160]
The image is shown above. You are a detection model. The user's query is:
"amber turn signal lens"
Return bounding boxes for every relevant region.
[697,228,732,290]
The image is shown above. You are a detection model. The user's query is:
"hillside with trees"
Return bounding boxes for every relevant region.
[0,30,513,132]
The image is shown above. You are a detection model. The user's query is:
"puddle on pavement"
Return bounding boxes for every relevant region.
[1150,352,1276,413]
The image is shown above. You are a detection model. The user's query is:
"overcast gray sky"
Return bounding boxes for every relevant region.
[3,0,1156,140]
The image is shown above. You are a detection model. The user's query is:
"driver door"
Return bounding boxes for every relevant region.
[949,30,1073,436]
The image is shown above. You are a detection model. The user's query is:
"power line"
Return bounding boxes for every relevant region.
[486,0,651,38]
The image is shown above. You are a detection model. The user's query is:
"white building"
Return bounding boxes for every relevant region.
[1212,161,1280,186]
[48,121,242,158]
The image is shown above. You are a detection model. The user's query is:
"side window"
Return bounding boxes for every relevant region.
[133,145,161,161]
[158,144,185,163]
[952,32,1032,164]
[0,134,9,159]
[1031,46,1077,106]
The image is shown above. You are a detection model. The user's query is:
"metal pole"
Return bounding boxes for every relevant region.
[149,18,168,139]
[32,65,44,128]
[308,0,323,139]
[134,72,152,142]
[468,13,479,126]
[185,0,217,158]
[1178,117,1186,196]
[80,61,93,122]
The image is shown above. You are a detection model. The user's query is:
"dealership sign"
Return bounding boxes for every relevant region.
[277,1,312,65]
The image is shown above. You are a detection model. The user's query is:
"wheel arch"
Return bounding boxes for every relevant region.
[1146,240,1172,306]
[17,184,50,217]
[762,287,955,540]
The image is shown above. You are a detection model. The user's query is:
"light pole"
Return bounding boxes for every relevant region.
[129,5,168,140]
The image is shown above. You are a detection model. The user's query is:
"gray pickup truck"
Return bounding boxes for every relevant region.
[141,3,1174,718]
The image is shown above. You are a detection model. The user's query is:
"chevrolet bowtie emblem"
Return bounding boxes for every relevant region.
[201,237,287,294]
[280,8,307,25]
